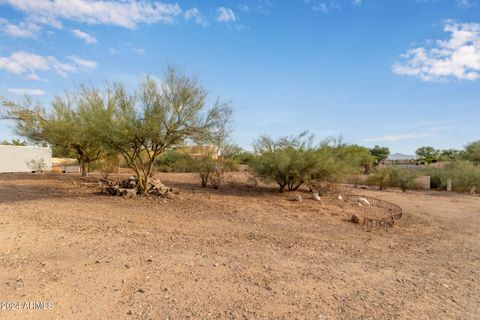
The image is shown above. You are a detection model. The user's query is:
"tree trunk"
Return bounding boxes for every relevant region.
[364,164,370,174]
[143,174,152,195]
[201,174,208,187]
[137,174,151,195]
[291,182,303,191]
[80,161,88,177]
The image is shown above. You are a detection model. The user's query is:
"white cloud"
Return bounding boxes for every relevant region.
[0,51,97,80]
[216,7,236,23]
[7,88,45,96]
[364,133,428,142]
[132,48,145,56]
[0,18,40,38]
[108,44,145,56]
[68,56,98,69]
[456,0,478,8]
[238,1,273,15]
[0,51,50,76]
[312,0,363,13]
[184,7,209,27]
[109,48,120,55]
[71,29,97,44]
[313,3,329,13]
[3,0,182,29]
[393,21,480,81]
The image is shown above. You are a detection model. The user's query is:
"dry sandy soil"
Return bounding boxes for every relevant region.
[0,172,478,320]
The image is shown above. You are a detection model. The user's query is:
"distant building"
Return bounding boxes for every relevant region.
[175,145,217,159]
[51,158,80,173]
[0,145,52,173]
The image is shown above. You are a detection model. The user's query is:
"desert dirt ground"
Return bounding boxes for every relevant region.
[0,172,479,320]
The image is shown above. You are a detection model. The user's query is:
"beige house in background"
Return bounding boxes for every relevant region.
[175,145,217,159]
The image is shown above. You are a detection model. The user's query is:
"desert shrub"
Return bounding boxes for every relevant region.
[424,161,480,193]
[367,167,394,190]
[306,145,352,194]
[252,133,312,192]
[190,156,215,188]
[252,133,350,193]
[188,156,235,188]
[221,145,254,166]
[233,151,255,165]
[388,168,418,192]
[26,158,47,173]
[155,150,186,172]
[208,160,236,189]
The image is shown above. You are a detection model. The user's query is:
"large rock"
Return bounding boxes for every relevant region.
[351,214,361,224]
[122,176,138,189]
[289,194,302,202]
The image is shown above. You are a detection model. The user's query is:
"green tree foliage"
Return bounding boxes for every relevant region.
[89,66,229,194]
[369,145,390,165]
[465,140,480,164]
[2,95,105,176]
[155,150,186,172]
[368,167,418,192]
[253,132,311,192]
[252,133,352,193]
[223,145,255,165]
[426,161,480,193]
[336,144,374,173]
[388,168,418,192]
[0,138,27,146]
[367,167,392,190]
[306,143,353,194]
[439,148,464,161]
[415,146,440,164]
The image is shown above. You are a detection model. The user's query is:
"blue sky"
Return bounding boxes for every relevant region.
[0,0,479,154]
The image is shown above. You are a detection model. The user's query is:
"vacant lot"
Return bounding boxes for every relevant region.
[0,173,478,319]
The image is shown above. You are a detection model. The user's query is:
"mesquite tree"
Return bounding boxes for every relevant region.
[89,66,230,194]
[2,96,104,176]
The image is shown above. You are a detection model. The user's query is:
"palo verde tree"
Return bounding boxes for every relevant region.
[2,95,105,176]
[88,66,229,194]
[336,144,374,174]
[253,132,327,192]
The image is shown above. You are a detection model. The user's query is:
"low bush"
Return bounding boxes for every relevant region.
[188,156,236,188]
[251,133,351,193]
[367,167,418,192]
[425,161,480,193]
[389,168,418,192]
[155,150,188,172]
[26,158,48,173]
[367,167,392,190]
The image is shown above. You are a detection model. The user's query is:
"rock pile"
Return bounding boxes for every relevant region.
[103,176,176,198]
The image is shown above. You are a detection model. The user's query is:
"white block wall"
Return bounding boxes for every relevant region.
[0,145,52,173]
